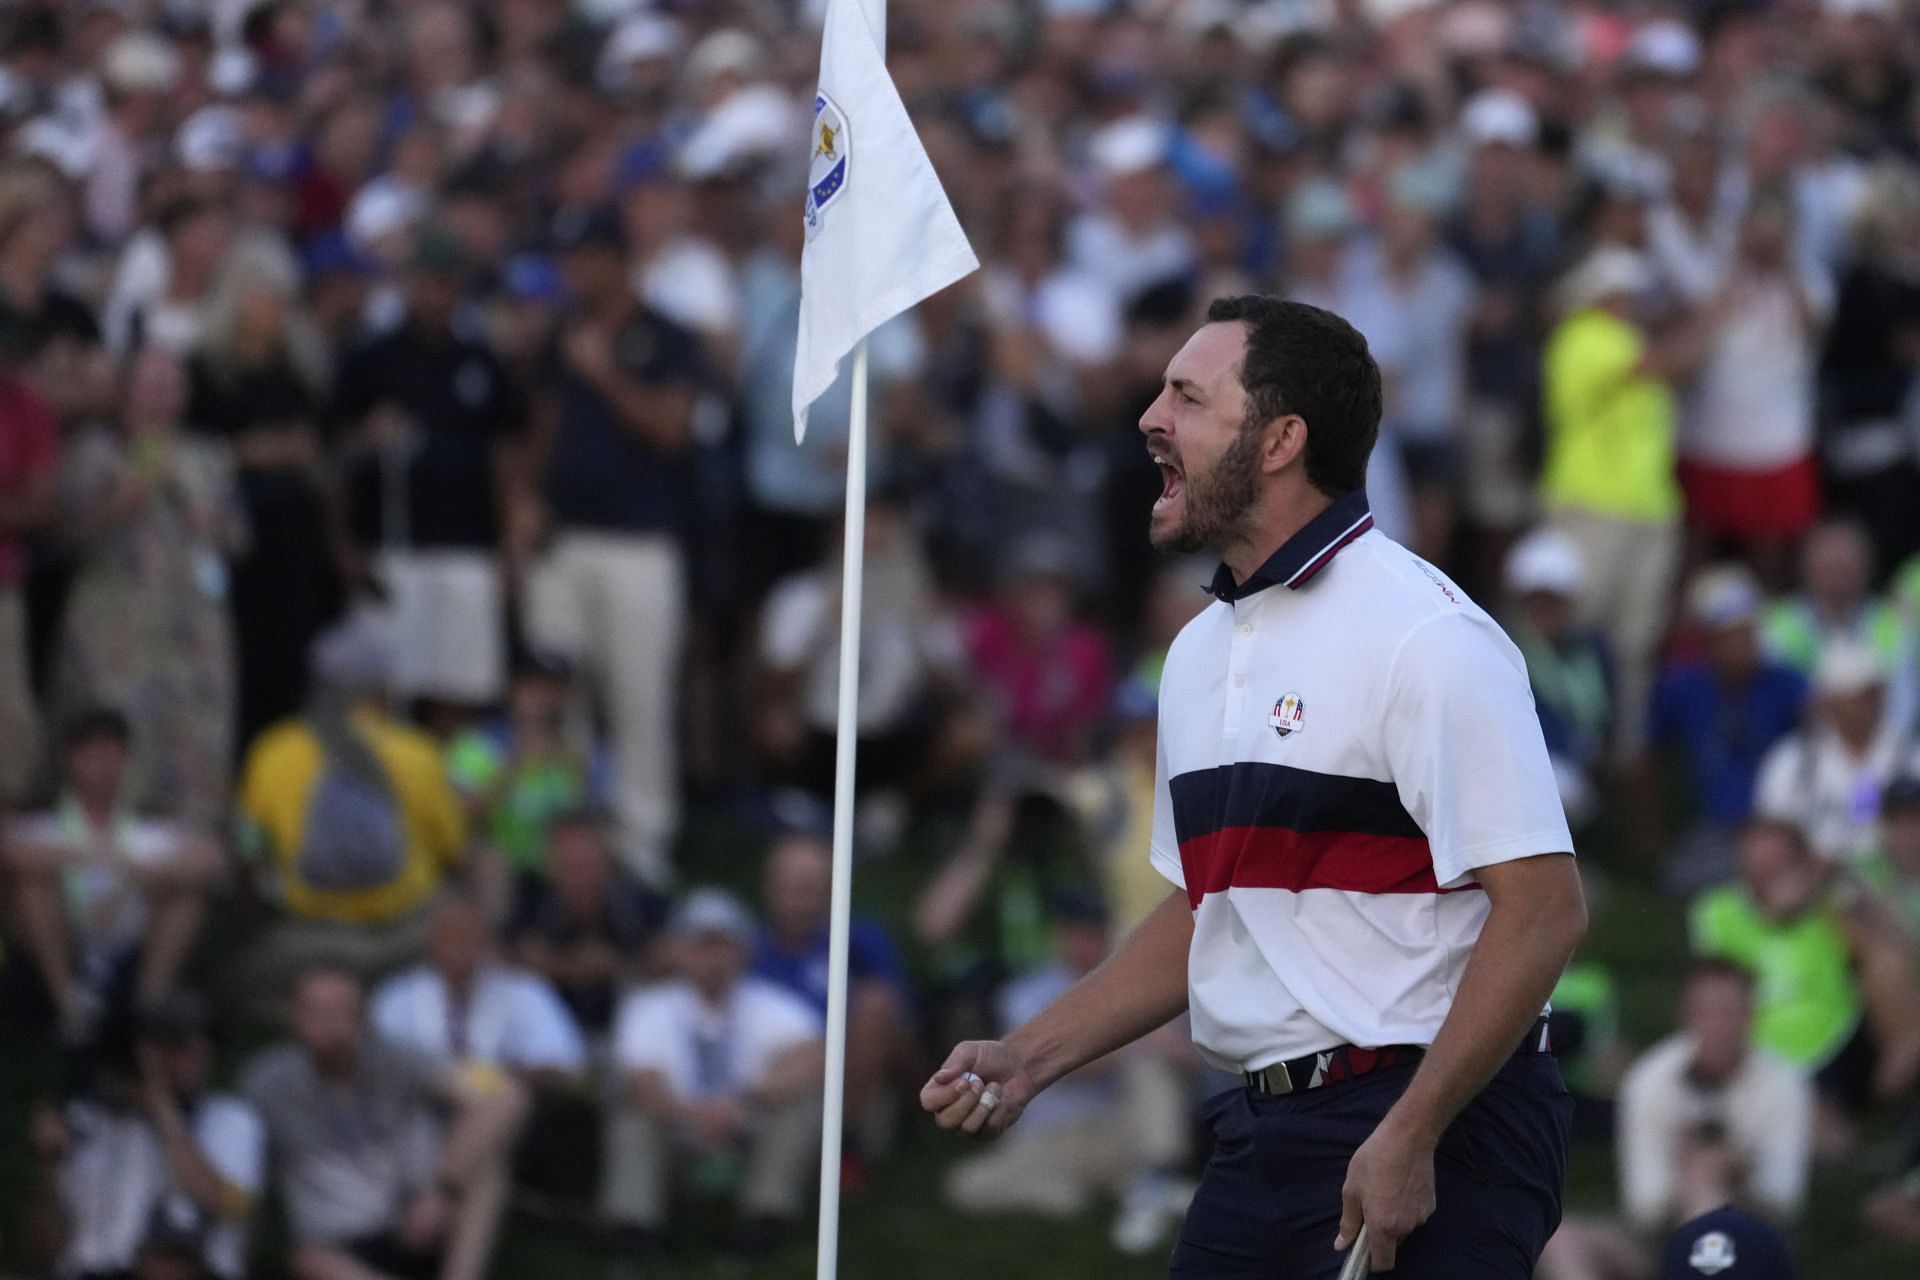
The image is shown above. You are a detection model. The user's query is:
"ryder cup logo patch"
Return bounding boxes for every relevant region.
[1269,693,1305,738]
[1687,1231,1735,1275]
[804,93,850,242]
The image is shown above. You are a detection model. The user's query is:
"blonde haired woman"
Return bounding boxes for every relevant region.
[186,250,346,751]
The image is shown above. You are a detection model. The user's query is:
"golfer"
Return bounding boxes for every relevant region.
[921,296,1586,1277]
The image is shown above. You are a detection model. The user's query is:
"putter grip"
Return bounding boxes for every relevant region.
[1336,1225,1371,1280]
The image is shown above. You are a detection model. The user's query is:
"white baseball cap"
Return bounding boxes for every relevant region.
[1462,89,1538,149]
[1625,19,1701,78]
[1505,529,1585,598]
[1556,247,1653,313]
[1686,564,1762,631]
[1814,639,1886,697]
[1090,116,1171,178]
[670,888,758,944]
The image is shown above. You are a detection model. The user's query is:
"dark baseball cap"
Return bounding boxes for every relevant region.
[550,203,627,255]
[1662,1207,1795,1279]
[1884,775,1920,815]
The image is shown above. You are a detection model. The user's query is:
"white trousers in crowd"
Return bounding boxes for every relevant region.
[1551,509,1682,759]
[599,1094,821,1229]
[382,549,507,705]
[526,531,685,881]
[942,1055,1190,1217]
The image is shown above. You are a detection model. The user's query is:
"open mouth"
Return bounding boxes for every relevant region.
[1154,457,1184,510]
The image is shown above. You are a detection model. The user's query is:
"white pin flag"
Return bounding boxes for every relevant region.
[791,0,978,442]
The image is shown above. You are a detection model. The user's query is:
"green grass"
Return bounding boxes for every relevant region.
[3,808,1917,1277]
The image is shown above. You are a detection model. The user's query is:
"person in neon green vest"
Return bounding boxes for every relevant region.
[1690,817,1920,1156]
[1762,520,1914,727]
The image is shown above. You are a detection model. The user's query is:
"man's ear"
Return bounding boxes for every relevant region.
[1260,414,1308,475]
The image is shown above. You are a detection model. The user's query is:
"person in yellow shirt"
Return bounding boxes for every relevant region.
[233,613,468,1017]
[1542,247,1725,757]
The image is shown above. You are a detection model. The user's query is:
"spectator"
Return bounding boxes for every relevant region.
[755,491,973,814]
[520,204,699,884]
[26,991,264,1280]
[330,229,523,723]
[185,248,341,750]
[1451,90,1560,573]
[1540,248,1717,758]
[965,539,1114,768]
[444,650,609,887]
[54,346,240,820]
[1504,528,1611,828]
[605,889,823,1263]
[943,892,1192,1255]
[505,810,665,1038]
[241,966,526,1280]
[914,785,1101,1042]
[370,894,586,1088]
[1330,165,1477,566]
[1762,519,1913,724]
[753,833,912,1171]
[1817,164,1920,571]
[1543,960,1811,1280]
[1855,774,1920,941]
[1067,117,1196,306]
[1676,196,1831,577]
[1548,959,1630,1145]
[234,613,467,1007]
[1753,638,1919,865]
[1690,819,1920,1154]
[1643,566,1809,891]
[4,709,222,1042]
[0,292,60,804]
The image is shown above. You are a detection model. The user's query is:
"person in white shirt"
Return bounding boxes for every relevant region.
[942,892,1194,1257]
[923,295,1585,1277]
[1755,639,1920,864]
[1540,960,1812,1280]
[370,894,586,1087]
[4,709,223,1045]
[604,889,824,1264]
[28,991,264,1280]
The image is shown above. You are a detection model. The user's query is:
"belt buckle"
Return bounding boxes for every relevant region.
[1251,1061,1295,1096]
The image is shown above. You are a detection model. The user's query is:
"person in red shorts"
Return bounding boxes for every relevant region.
[1675,195,1830,579]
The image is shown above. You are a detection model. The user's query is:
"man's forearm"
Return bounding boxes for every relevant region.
[1382,858,1585,1145]
[1006,888,1192,1091]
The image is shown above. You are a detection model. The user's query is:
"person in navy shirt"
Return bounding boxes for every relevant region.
[752,833,912,1175]
[1642,565,1810,892]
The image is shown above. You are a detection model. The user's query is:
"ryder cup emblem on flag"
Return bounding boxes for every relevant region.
[805,93,850,242]
[1269,693,1305,738]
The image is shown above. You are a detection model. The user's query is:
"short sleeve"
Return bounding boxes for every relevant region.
[1752,739,1801,823]
[760,576,826,672]
[368,975,413,1049]
[1149,704,1183,890]
[1553,316,1642,421]
[507,976,587,1073]
[743,985,824,1075]
[196,1098,267,1198]
[1383,612,1574,886]
[612,990,676,1073]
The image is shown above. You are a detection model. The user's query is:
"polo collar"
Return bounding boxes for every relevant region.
[1208,489,1373,603]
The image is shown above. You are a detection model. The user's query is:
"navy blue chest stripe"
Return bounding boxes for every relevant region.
[1169,761,1424,844]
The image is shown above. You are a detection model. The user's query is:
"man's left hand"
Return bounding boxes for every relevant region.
[1336,1120,1437,1272]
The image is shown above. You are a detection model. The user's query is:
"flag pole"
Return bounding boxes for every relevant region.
[816,336,870,1280]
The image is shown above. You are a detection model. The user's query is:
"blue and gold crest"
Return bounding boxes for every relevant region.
[804,92,850,241]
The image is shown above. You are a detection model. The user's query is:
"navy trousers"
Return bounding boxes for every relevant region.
[1169,1055,1572,1278]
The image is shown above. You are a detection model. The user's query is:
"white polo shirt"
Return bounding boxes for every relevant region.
[1151,489,1573,1073]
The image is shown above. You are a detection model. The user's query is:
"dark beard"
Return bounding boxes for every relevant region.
[1150,422,1262,555]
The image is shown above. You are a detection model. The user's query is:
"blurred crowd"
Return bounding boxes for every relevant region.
[8,0,1920,1277]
